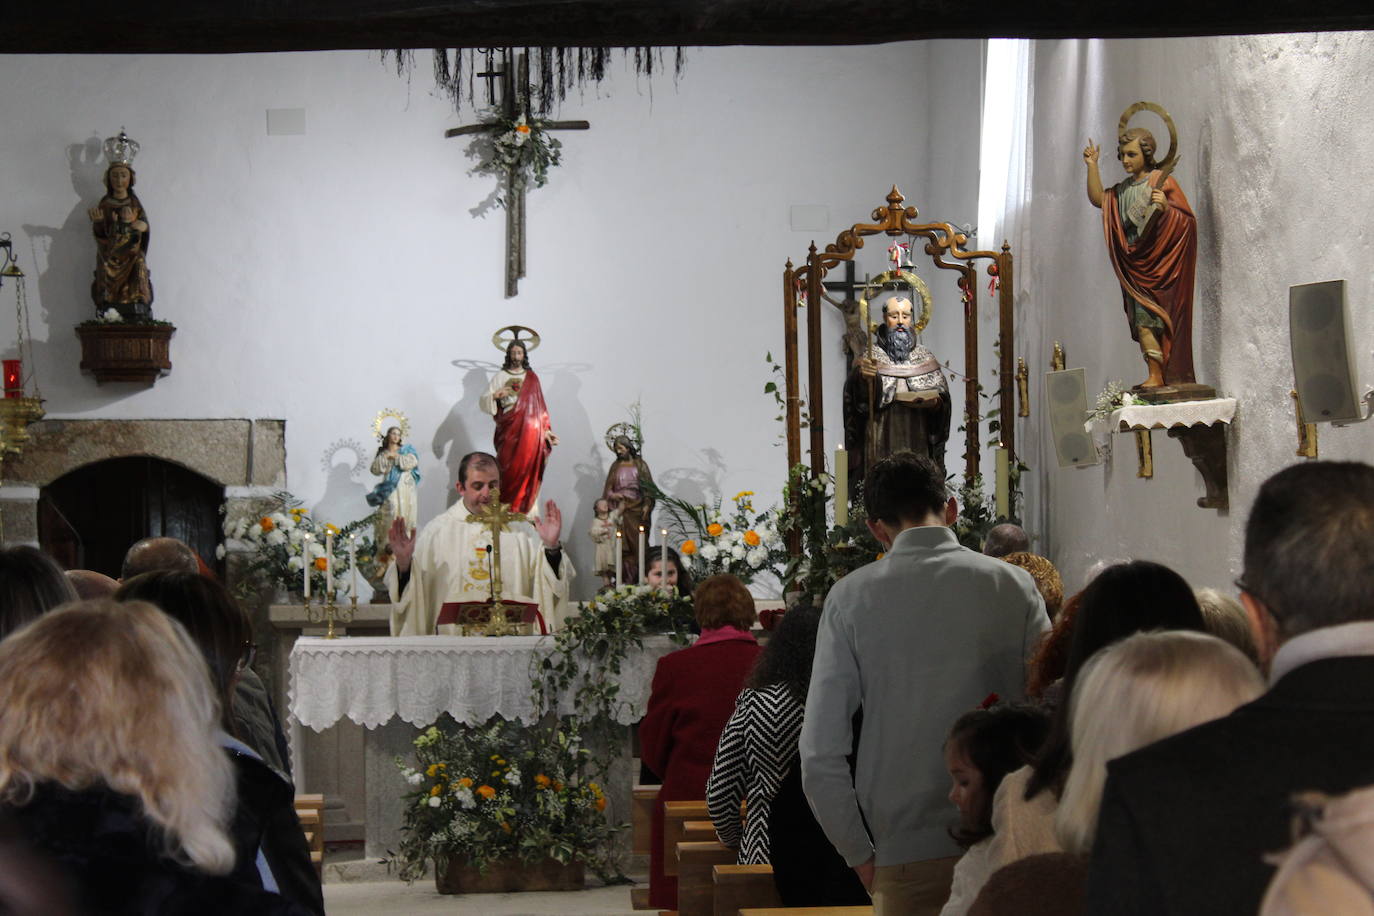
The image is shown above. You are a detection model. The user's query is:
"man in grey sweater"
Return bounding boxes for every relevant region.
[800,452,1049,916]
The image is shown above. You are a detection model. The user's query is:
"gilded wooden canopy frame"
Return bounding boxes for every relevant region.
[782,186,1017,485]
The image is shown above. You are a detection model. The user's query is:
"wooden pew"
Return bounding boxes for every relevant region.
[683,819,717,842]
[677,840,738,916]
[293,793,325,879]
[634,785,660,855]
[663,800,710,877]
[713,863,781,916]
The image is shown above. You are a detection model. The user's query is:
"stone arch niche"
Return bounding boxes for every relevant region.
[0,419,286,564]
[41,456,226,578]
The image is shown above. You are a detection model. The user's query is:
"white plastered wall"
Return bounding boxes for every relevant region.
[0,44,984,598]
[1027,32,1374,594]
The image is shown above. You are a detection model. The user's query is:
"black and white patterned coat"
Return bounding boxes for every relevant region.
[706,683,805,865]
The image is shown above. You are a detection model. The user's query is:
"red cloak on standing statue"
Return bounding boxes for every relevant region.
[493,369,552,515]
[1101,171,1199,385]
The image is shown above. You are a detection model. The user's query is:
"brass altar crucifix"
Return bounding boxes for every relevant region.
[445,51,590,298]
[465,485,526,636]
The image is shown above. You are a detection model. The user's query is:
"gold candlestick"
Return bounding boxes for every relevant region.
[305,592,357,640]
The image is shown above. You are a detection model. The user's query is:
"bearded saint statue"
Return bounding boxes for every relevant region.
[842,294,951,484]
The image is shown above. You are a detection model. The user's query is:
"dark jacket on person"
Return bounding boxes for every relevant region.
[1087,655,1374,915]
[224,740,325,916]
[232,668,292,779]
[2,783,310,916]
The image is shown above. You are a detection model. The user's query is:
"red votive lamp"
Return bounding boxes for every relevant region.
[2,359,21,398]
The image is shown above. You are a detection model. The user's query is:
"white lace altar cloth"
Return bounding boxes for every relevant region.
[289,635,680,732]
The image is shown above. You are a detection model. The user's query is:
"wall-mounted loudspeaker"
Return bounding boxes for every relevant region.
[1045,368,1100,468]
[1290,279,1366,424]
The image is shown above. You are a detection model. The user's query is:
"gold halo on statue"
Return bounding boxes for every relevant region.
[491,325,542,354]
[604,422,643,454]
[372,408,411,443]
[1117,101,1178,174]
[858,269,933,335]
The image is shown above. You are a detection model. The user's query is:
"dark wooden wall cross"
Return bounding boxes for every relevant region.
[445,51,589,297]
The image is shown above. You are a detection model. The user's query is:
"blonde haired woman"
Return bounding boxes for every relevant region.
[0,600,308,915]
[1056,631,1265,854]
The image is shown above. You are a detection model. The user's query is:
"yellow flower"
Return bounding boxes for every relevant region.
[313,557,328,571]
[429,785,443,797]
[588,782,602,795]
[290,507,308,516]
[426,763,446,777]
[258,516,275,532]
[324,523,339,535]
[477,785,497,799]
[732,490,755,501]
[706,523,724,537]
[743,530,761,547]
[490,755,500,760]
[876,552,885,561]
[457,777,473,788]
[680,540,697,556]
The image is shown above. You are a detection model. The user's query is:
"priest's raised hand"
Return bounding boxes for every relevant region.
[534,500,563,549]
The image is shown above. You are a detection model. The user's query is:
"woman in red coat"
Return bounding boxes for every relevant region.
[640,573,761,909]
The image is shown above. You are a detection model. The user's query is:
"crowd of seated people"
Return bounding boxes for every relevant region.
[638,457,1374,916]
[4,457,1373,915]
[0,537,320,915]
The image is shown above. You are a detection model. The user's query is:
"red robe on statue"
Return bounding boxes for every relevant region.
[493,370,552,515]
[1101,172,1199,385]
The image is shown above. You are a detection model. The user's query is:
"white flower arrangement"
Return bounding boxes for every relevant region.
[669,490,788,583]
[222,492,376,598]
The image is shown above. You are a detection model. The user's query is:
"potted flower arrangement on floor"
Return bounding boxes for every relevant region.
[393,718,620,894]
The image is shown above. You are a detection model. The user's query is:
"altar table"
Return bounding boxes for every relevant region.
[288,634,680,858]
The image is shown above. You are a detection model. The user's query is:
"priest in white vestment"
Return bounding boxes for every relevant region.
[386,451,574,635]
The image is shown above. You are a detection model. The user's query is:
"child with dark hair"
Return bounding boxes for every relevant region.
[940,704,1050,916]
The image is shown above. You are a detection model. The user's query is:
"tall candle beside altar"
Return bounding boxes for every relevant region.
[660,528,670,592]
[995,446,1010,520]
[638,526,646,585]
[349,534,358,597]
[325,532,334,597]
[302,533,312,599]
[615,531,623,589]
[835,445,849,528]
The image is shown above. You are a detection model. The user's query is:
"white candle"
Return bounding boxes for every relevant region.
[660,527,670,592]
[325,531,334,597]
[615,531,623,589]
[302,532,312,599]
[349,534,358,597]
[638,526,646,585]
[995,446,1010,520]
[835,444,849,528]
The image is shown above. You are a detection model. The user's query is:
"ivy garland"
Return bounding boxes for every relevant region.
[529,587,695,773]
